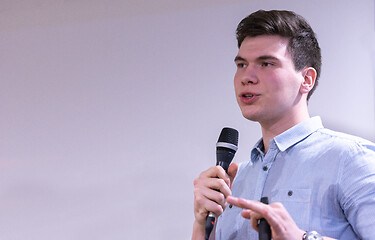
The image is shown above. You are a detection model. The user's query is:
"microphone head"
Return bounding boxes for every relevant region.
[216,128,239,171]
[217,127,239,151]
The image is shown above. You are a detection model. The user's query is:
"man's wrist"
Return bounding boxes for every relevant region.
[192,220,206,240]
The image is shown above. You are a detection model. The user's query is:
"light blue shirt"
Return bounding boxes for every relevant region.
[215,116,375,239]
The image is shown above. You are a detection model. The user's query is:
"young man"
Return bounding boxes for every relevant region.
[192,10,375,240]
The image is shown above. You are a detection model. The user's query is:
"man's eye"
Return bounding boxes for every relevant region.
[261,62,273,67]
[237,63,246,68]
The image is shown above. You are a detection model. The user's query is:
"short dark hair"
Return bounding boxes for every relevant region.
[236,10,322,100]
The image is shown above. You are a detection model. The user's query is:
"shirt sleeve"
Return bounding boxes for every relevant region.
[338,141,375,240]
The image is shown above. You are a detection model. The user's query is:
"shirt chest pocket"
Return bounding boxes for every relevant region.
[271,188,312,230]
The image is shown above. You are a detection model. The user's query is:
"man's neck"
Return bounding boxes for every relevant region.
[260,110,310,153]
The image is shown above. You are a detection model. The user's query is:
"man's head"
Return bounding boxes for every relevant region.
[236,10,321,101]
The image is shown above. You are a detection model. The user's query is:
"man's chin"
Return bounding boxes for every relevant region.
[241,112,259,122]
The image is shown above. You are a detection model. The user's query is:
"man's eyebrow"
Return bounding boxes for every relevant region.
[234,55,280,62]
[256,55,280,61]
[234,56,246,62]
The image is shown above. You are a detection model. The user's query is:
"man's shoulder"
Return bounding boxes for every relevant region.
[314,127,375,152]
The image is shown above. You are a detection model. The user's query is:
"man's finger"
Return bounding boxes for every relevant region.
[226,196,263,211]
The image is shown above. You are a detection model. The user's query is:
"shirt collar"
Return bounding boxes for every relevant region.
[250,116,324,163]
[251,138,265,163]
[274,116,323,151]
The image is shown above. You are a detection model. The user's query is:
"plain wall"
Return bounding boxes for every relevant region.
[0,0,374,239]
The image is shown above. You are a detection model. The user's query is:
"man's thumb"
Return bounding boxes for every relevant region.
[227,162,238,189]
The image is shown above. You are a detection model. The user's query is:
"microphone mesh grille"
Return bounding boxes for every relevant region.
[217,127,239,146]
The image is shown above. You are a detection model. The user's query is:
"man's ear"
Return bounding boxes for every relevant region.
[300,67,317,94]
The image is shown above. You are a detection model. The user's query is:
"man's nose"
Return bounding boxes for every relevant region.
[241,66,258,85]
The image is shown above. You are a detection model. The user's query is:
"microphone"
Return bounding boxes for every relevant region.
[205,127,239,240]
[259,197,271,240]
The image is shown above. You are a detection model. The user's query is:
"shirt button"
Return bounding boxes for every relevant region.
[288,190,293,196]
[263,166,268,171]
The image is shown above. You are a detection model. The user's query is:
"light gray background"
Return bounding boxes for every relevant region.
[0,0,374,239]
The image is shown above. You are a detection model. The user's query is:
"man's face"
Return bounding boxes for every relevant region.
[234,35,305,126]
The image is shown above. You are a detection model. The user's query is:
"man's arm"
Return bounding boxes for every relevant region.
[337,143,375,239]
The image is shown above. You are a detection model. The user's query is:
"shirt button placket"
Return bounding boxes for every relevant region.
[253,146,278,201]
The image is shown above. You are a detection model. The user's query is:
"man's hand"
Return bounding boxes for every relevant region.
[192,163,238,235]
[226,196,305,240]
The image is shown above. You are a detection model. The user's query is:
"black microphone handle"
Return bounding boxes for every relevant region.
[205,214,216,240]
[259,197,271,240]
[216,148,235,171]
